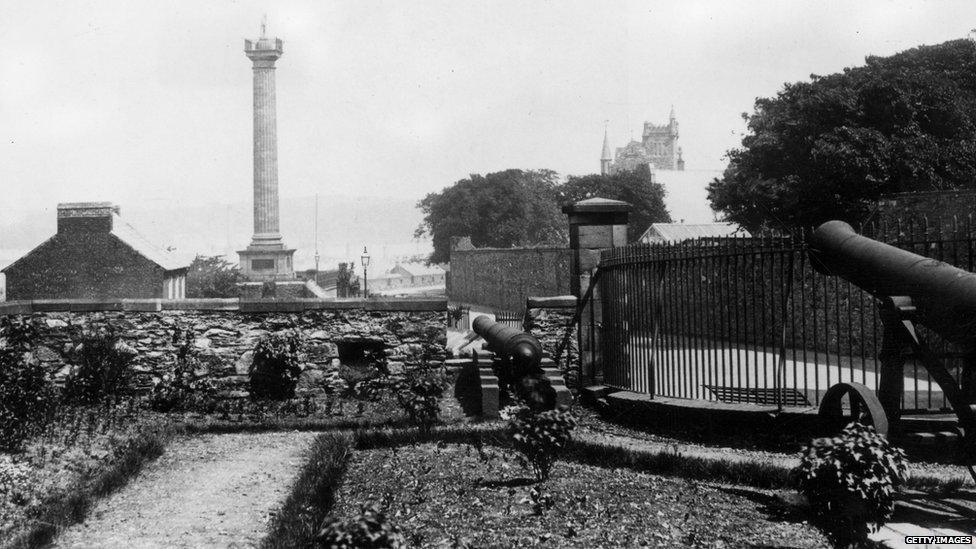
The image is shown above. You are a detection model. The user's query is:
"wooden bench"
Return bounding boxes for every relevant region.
[703,384,811,407]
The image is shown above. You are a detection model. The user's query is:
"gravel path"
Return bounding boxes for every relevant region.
[54,431,318,549]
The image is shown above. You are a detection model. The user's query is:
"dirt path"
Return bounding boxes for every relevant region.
[54,431,318,549]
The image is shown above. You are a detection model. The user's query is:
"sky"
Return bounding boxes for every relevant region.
[2,0,976,261]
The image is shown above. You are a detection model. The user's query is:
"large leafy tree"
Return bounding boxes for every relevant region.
[559,165,671,241]
[186,255,241,298]
[709,39,976,231]
[416,169,567,264]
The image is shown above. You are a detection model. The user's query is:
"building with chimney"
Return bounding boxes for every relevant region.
[237,20,308,298]
[1,203,189,300]
[602,107,685,175]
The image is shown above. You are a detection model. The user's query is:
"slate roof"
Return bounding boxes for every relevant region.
[110,214,191,272]
[639,222,750,244]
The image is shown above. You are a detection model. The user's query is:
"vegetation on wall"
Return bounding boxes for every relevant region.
[708,39,976,231]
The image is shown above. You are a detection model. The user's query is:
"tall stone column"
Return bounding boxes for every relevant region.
[238,24,299,292]
[247,35,283,245]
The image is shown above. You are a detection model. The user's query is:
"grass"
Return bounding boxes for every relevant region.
[567,438,794,489]
[330,442,829,548]
[261,432,354,549]
[1,407,178,549]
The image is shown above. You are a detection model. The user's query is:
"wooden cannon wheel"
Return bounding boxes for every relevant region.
[818,382,889,437]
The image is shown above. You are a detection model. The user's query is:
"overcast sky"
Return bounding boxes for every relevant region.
[2,0,976,216]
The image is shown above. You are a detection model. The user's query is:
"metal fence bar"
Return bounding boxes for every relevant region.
[595,218,976,411]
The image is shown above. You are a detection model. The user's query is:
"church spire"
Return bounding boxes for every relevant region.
[600,121,612,176]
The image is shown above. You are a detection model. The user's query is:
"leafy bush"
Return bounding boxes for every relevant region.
[146,327,219,413]
[0,318,57,449]
[393,366,446,432]
[794,422,907,547]
[506,404,576,481]
[249,331,303,400]
[316,503,407,549]
[63,328,135,405]
[447,305,465,328]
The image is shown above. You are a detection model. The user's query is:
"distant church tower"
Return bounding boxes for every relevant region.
[603,106,685,174]
[641,105,680,170]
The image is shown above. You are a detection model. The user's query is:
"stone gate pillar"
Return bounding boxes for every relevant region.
[562,198,631,385]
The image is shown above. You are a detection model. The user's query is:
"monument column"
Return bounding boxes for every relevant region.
[248,33,282,244]
[238,20,301,295]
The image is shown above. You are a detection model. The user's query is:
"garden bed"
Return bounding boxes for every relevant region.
[328,442,829,548]
[0,403,176,548]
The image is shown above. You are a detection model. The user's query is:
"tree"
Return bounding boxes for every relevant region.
[416,169,567,264]
[708,39,976,232]
[559,165,671,241]
[186,255,241,298]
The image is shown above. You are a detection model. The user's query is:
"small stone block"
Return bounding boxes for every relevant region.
[480,377,500,419]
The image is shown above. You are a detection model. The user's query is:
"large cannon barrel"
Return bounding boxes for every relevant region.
[472,315,544,372]
[809,220,976,343]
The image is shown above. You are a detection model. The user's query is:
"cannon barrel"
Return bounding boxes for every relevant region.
[472,315,544,372]
[809,220,976,343]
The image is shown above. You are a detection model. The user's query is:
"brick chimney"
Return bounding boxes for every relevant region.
[57,202,120,233]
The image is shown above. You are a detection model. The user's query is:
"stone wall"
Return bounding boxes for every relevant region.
[874,189,976,225]
[1,300,446,398]
[524,296,578,387]
[448,247,572,312]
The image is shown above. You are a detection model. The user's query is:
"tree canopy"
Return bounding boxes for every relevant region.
[186,255,241,298]
[416,166,670,263]
[708,39,976,231]
[560,165,671,242]
[416,169,566,264]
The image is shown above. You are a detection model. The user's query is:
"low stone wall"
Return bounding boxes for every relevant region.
[448,247,572,312]
[524,296,578,387]
[1,299,447,398]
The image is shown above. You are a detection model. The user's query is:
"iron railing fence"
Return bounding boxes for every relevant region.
[594,216,976,412]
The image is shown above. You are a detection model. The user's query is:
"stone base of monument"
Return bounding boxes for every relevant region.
[239,280,312,299]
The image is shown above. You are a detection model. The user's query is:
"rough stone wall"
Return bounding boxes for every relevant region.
[12,308,446,398]
[524,297,578,387]
[4,233,165,300]
[448,247,572,312]
[874,189,976,226]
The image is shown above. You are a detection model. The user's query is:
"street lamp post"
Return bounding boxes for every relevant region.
[361,246,370,298]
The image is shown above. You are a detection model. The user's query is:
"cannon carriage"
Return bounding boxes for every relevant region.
[808,220,976,470]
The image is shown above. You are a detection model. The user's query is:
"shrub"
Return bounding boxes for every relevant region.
[794,422,908,547]
[315,503,407,549]
[447,305,465,328]
[393,366,446,432]
[147,327,219,412]
[506,404,576,481]
[249,331,303,400]
[63,328,135,405]
[0,318,57,449]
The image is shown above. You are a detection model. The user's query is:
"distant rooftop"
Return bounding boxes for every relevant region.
[639,222,749,244]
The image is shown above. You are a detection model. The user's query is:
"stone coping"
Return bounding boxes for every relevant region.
[526,295,577,309]
[0,297,447,314]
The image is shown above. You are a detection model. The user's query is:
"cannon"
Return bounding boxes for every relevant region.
[809,221,976,463]
[472,315,544,378]
[449,315,569,413]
